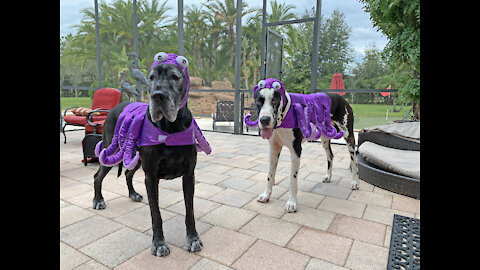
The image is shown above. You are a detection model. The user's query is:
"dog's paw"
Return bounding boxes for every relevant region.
[285,200,297,213]
[350,180,359,190]
[186,235,203,253]
[92,198,106,210]
[322,175,331,183]
[151,241,170,257]
[129,192,143,202]
[257,191,271,203]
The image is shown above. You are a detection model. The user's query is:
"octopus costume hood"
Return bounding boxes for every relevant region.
[94,53,211,170]
[244,78,344,140]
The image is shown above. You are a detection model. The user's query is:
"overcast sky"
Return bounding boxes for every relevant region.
[60,0,388,63]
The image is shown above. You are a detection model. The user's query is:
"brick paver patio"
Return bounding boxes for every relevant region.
[60,123,420,270]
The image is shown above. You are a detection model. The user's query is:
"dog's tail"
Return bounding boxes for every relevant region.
[117,163,123,178]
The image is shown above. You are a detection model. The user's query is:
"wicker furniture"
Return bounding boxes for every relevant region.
[212,100,235,130]
[357,125,420,199]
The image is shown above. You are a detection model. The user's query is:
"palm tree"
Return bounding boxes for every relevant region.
[203,0,256,67]
[66,0,171,87]
[267,0,297,36]
[184,5,207,69]
[202,12,224,70]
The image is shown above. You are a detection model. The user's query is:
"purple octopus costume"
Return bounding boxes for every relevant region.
[94,53,212,170]
[244,78,344,141]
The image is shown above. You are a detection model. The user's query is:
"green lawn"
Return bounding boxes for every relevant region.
[61,97,93,111]
[350,104,411,130]
[61,97,411,130]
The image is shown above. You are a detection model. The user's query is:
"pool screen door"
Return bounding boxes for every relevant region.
[265,28,284,80]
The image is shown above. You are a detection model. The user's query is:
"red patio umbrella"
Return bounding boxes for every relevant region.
[330,73,346,96]
[381,85,391,105]
[380,85,391,97]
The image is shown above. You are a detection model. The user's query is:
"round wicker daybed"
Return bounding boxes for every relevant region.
[356,122,420,199]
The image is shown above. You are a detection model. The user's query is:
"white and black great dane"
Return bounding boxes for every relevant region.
[252,79,360,213]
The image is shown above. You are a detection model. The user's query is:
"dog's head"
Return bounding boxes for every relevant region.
[253,78,287,139]
[148,52,190,122]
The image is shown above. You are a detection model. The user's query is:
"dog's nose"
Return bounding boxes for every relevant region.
[260,116,271,126]
[151,91,167,102]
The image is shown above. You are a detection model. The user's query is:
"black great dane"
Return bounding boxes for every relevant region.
[92,53,206,256]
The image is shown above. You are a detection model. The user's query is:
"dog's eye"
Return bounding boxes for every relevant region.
[149,75,154,80]
[172,73,180,80]
[256,97,264,106]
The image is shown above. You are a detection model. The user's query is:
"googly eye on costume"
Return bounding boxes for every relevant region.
[257,80,266,89]
[176,56,189,68]
[272,81,281,90]
[154,52,168,62]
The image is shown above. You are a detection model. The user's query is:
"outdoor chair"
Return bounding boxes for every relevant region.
[81,109,109,166]
[62,88,121,143]
[212,100,235,130]
[356,121,420,199]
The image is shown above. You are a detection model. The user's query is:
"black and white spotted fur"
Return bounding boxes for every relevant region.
[255,89,359,213]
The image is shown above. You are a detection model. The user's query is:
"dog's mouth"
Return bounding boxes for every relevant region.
[149,101,178,123]
[150,108,178,122]
[150,109,164,122]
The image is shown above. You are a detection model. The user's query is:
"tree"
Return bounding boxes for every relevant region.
[359,0,420,118]
[282,8,354,92]
[62,0,171,88]
[184,5,207,69]
[349,43,393,103]
[318,9,355,84]
[203,0,256,67]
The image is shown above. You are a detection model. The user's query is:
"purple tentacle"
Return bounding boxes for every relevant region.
[99,147,124,167]
[100,115,131,159]
[306,123,317,141]
[193,119,212,154]
[124,151,140,170]
[318,105,344,139]
[94,141,103,157]
[293,103,313,139]
[99,113,135,166]
[123,114,144,169]
[244,114,258,127]
[312,104,323,140]
[100,110,130,157]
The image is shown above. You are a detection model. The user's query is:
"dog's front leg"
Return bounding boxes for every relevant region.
[321,136,334,183]
[285,147,300,213]
[258,141,282,203]
[145,173,170,256]
[182,171,203,252]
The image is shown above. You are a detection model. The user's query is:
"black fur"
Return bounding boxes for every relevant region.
[292,128,303,158]
[92,63,203,257]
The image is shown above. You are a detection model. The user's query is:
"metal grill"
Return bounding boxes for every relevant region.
[387,214,420,270]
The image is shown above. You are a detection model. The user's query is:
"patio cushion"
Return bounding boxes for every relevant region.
[64,114,107,126]
[362,121,420,142]
[85,120,105,133]
[91,88,122,114]
[71,107,100,116]
[358,141,420,179]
